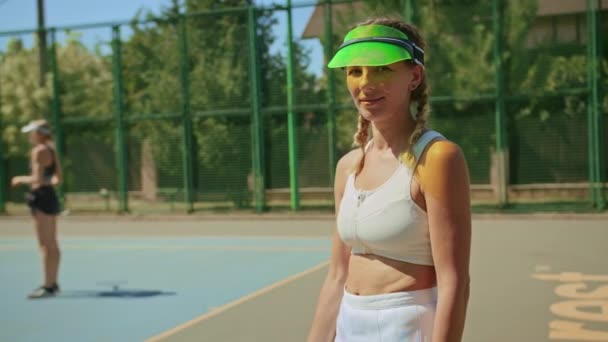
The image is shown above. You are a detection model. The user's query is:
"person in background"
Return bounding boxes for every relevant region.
[12,119,64,299]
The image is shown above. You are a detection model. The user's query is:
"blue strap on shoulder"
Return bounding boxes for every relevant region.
[413,130,445,162]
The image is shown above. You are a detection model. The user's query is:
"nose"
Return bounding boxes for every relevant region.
[359,68,376,92]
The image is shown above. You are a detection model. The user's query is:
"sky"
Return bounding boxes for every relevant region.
[0,0,325,76]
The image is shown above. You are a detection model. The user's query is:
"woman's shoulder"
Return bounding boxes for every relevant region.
[416,136,469,201]
[414,130,459,157]
[336,147,363,176]
[417,137,466,182]
[334,147,364,191]
[31,144,53,159]
[425,137,463,161]
[31,144,46,155]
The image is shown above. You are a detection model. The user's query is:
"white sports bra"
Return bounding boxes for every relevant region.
[337,130,445,266]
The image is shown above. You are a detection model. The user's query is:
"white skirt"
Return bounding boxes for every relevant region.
[335,287,437,342]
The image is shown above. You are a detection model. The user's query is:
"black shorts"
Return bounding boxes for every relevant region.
[26,186,61,216]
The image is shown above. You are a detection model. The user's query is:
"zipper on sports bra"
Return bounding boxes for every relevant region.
[353,192,369,254]
[356,191,367,207]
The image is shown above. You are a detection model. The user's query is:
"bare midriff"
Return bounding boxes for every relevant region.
[345,253,436,295]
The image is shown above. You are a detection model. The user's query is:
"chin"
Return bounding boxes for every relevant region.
[359,109,390,123]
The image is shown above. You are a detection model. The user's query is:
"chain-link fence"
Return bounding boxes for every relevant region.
[0,0,606,214]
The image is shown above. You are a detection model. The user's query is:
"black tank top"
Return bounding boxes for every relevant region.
[30,144,56,183]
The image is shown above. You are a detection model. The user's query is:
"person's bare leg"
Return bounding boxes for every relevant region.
[34,211,60,287]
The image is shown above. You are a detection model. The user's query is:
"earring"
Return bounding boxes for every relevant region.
[409,103,418,121]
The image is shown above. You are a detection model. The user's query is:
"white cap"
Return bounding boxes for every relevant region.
[21,121,51,136]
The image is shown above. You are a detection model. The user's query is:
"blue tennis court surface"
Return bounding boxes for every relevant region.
[0,236,331,342]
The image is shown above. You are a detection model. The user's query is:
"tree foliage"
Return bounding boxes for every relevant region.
[2,0,605,197]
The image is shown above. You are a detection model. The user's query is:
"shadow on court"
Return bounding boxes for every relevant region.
[56,289,177,299]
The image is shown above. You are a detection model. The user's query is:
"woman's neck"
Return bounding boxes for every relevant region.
[35,139,50,147]
[369,115,416,157]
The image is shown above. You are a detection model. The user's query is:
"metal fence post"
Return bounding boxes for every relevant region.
[248,6,266,212]
[0,83,5,213]
[493,0,508,207]
[178,15,195,213]
[324,0,337,190]
[111,26,129,213]
[49,29,65,205]
[586,0,604,210]
[286,0,300,211]
[597,0,606,210]
[403,0,413,23]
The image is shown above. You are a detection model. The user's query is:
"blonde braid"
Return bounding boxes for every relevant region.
[399,78,430,167]
[409,78,431,147]
[353,114,371,176]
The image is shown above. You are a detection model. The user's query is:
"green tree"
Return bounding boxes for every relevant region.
[1,33,116,198]
[57,33,113,119]
[0,39,52,156]
[1,34,112,154]
[120,0,323,201]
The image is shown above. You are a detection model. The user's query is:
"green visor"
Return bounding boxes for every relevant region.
[327,24,424,69]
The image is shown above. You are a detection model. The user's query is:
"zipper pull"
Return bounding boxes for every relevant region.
[357,192,366,207]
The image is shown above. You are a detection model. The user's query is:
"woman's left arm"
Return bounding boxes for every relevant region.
[418,140,472,342]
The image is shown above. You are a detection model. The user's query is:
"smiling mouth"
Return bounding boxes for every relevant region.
[359,97,384,105]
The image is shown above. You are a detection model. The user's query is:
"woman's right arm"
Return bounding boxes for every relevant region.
[11,147,45,187]
[307,154,354,342]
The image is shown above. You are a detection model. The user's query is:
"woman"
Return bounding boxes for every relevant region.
[11,119,64,299]
[308,18,471,341]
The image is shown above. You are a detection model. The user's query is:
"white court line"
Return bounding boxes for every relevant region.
[145,260,329,342]
[0,244,330,252]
